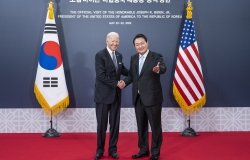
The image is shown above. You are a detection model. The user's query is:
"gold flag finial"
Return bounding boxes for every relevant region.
[186,0,193,19]
[48,1,54,20]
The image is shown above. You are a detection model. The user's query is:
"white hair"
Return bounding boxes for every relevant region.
[106,32,119,41]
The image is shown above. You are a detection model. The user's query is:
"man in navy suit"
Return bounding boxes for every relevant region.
[94,32,128,160]
[119,34,166,160]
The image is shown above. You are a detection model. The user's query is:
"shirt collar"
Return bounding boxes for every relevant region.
[106,47,115,57]
[139,49,149,59]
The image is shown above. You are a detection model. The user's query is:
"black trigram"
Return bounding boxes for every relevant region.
[44,23,57,34]
[43,77,58,87]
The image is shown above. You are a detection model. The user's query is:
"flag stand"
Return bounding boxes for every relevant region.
[43,111,60,138]
[181,115,197,136]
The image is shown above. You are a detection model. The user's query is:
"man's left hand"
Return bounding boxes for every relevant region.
[152,62,160,74]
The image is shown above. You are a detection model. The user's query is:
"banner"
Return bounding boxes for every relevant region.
[173,1,206,115]
[34,1,69,115]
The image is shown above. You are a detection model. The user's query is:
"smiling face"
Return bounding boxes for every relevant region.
[134,37,148,55]
[106,34,120,51]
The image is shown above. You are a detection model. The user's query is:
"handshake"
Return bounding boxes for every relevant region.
[117,80,126,89]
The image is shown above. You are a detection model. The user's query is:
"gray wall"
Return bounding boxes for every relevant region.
[0,0,250,108]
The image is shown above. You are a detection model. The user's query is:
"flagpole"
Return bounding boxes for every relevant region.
[43,110,60,138]
[181,115,197,136]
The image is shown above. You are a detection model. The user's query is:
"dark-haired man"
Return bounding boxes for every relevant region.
[119,33,166,160]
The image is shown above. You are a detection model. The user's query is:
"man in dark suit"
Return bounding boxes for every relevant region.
[94,32,128,160]
[119,34,166,160]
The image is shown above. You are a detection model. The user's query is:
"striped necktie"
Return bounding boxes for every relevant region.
[112,52,118,70]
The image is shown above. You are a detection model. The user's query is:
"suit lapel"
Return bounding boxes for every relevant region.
[133,54,139,77]
[105,49,116,71]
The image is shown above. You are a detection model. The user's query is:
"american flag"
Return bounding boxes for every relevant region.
[173,2,206,115]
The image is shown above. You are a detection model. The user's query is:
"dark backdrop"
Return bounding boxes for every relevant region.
[0,0,250,108]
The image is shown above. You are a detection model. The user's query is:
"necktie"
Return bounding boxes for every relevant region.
[112,52,118,71]
[139,55,144,74]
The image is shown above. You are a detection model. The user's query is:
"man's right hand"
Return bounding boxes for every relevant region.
[117,80,126,89]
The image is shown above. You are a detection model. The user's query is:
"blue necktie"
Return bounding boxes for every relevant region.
[139,55,144,74]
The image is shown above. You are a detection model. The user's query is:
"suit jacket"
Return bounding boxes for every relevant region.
[124,51,166,106]
[94,48,128,104]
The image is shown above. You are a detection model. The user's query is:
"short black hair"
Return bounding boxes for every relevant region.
[133,33,148,45]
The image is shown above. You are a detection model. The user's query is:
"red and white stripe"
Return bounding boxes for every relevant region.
[173,41,205,106]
